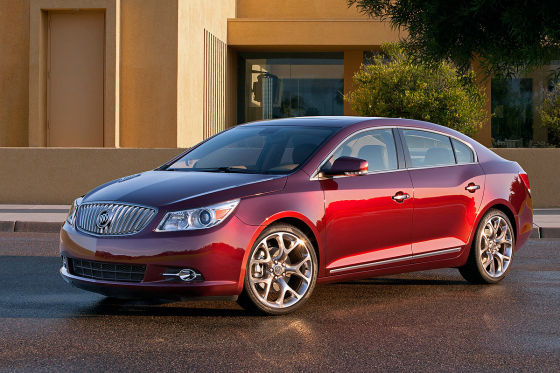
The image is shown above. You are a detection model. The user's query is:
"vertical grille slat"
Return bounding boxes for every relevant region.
[120,207,137,233]
[76,202,156,236]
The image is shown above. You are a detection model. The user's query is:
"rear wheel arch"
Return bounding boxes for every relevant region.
[481,203,518,241]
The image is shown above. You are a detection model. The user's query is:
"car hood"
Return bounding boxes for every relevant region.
[83,170,287,208]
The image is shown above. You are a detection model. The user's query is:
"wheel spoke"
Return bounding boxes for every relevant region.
[492,218,500,235]
[495,228,506,243]
[482,254,491,269]
[489,258,496,275]
[494,252,504,274]
[252,242,272,264]
[285,256,312,283]
[485,223,495,239]
[262,277,272,301]
[275,277,289,305]
[480,238,490,253]
[275,233,287,260]
[495,251,510,264]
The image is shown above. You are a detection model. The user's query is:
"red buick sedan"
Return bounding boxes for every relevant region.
[60,117,533,315]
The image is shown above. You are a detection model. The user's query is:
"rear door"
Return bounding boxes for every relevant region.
[399,129,485,262]
[322,128,414,275]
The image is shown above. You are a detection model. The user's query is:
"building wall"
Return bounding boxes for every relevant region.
[177,0,236,148]
[120,0,178,148]
[236,0,365,19]
[0,0,30,147]
[0,147,185,204]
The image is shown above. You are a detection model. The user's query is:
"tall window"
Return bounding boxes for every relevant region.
[238,53,344,123]
[491,61,560,147]
[491,78,533,147]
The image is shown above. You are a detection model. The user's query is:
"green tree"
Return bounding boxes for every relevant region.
[538,83,560,146]
[348,0,560,75]
[345,43,487,137]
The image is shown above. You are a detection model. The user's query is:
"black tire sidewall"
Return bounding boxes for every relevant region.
[242,224,318,315]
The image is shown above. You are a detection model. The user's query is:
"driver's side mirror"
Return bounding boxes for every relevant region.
[321,156,368,177]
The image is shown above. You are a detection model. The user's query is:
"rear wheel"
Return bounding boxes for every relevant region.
[237,224,318,315]
[459,209,515,284]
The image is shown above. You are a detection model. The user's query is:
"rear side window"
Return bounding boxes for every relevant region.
[451,139,475,164]
[402,129,455,168]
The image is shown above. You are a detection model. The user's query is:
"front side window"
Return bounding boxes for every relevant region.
[402,129,455,168]
[327,129,398,172]
[167,126,338,174]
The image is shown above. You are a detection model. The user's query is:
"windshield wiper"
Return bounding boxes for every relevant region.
[201,167,255,173]
[165,167,256,173]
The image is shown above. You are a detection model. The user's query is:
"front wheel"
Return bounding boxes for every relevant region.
[237,224,318,315]
[459,209,515,284]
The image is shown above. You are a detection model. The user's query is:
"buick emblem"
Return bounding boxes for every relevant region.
[96,210,112,229]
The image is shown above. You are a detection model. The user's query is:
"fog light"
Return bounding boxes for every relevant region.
[162,268,203,282]
[62,256,68,269]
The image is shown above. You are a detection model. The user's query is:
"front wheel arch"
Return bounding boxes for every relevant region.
[271,217,321,268]
[236,213,323,294]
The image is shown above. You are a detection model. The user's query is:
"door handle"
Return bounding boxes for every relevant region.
[465,183,480,193]
[392,192,410,203]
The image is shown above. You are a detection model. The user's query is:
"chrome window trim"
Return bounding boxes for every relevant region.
[400,127,478,167]
[310,125,479,180]
[75,201,158,238]
[329,247,461,274]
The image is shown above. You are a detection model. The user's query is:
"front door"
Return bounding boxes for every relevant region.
[321,128,414,275]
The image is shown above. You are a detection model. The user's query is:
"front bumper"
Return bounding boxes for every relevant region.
[59,215,257,299]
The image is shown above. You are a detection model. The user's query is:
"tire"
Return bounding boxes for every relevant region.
[459,209,515,284]
[237,224,318,315]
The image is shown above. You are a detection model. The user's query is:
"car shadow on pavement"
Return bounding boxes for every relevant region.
[85,297,256,317]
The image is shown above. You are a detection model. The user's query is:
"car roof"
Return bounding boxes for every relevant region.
[239,116,471,141]
[239,116,375,128]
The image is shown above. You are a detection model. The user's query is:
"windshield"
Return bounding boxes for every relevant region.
[165,125,339,174]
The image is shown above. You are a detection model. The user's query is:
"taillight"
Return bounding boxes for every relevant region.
[519,173,530,192]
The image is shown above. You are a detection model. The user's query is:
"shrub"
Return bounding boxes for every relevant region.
[538,82,560,146]
[345,43,488,137]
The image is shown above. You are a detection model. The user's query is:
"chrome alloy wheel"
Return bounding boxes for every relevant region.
[479,215,513,278]
[248,232,313,309]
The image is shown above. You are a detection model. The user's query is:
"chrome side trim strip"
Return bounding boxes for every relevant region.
[412,247,462,259]
[329,255,410,274]
[329,247,462,274]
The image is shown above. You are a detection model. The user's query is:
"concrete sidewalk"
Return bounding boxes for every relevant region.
[0,204,559,237]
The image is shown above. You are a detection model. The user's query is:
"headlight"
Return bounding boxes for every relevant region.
[156,199,240,232]
[66,197,83,226]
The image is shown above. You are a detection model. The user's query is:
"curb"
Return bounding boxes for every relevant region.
[0,221,63,234]
[532,227,560,239]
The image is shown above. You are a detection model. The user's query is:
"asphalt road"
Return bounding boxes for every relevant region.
[0,233,558,372]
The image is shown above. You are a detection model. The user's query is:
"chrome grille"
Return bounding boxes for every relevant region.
[68,257,145,283]
[76,202,156,236]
